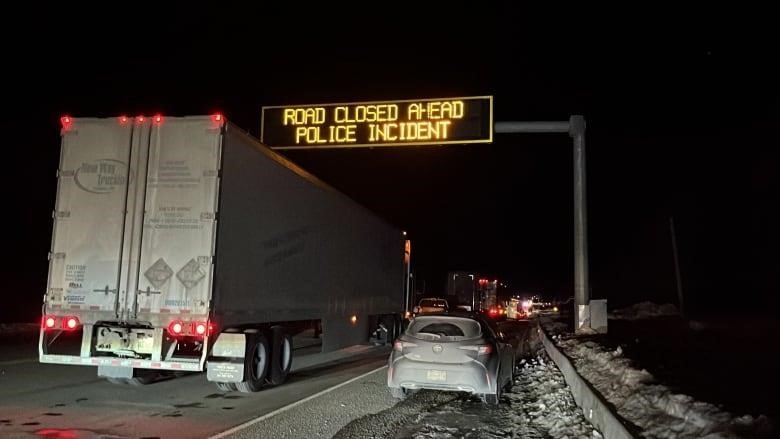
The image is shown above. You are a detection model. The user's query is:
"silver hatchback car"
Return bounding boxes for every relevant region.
[387,312,515,404]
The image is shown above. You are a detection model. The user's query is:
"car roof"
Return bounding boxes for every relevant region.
[414,310,482,320]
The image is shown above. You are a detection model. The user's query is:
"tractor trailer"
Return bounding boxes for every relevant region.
[39,114,408,391]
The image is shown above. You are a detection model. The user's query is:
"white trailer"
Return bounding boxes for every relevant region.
[40,115,408,391]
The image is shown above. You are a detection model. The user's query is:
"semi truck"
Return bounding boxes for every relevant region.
[445,271,477,311]
[40,114,408,392]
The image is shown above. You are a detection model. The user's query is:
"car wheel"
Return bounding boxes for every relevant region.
[484,391,500,405]
[390,386,407,399]
[483,379,502,405]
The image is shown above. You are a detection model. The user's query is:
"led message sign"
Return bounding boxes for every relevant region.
[261,96,493,149]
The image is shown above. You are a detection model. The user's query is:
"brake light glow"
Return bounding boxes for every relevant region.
[64,316,80,330]
[60,116,73,131]
[168,320,211,337]
[42,315,81,330]
[153,114,163,125]
[118,115,129,124]
[136,115,145,124]
[168,320,184,335]
[194,322,207,335]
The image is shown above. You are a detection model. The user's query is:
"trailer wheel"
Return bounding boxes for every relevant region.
[235,334,270,393]
[126,370,159,386]
[105,370,158,385]
[267,326,293,386]
[216,382,237,392]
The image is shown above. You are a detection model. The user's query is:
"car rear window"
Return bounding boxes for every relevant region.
[407,317,482,340]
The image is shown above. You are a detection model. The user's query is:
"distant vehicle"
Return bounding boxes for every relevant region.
[387,312,515,405]
[481,303,507,322]
[413,298,449,315]
[506,299,530,320]
[446,271,477,311]
[535,303,559,316]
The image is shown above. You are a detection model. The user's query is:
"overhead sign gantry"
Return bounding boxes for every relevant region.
[261,96,594,333]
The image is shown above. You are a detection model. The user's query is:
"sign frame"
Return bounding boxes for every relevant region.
[261,96,494,150]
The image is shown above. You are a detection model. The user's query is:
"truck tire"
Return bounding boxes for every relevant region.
[127,370,159,386]
[105,370,158,385]
[216,382,237,392]
[267,326,293,386]
[235,334,270,393]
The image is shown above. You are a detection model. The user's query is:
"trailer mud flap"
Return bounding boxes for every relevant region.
[98,365,134,379]
[207,332,247,383]
[207,361,245,383]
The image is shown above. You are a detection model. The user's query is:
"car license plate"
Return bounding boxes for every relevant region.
[427,370,446,381]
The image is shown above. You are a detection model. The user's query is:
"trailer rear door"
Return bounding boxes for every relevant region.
[46,118,135,316]
[129,117,222,321]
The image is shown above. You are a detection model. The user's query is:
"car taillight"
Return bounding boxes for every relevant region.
[393,340,417,352]
[459,344,492,355]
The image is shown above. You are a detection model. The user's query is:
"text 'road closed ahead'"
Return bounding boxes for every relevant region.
[261,96,493,149]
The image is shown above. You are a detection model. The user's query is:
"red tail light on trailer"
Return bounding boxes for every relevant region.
[42,315,80,330]
[43,316,56,329]
[64,316,80,330]
[60,116,73,131]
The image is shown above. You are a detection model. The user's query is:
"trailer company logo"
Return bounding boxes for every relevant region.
[64,294,86,303]
[74,159,131,194]
[262,226,310,267]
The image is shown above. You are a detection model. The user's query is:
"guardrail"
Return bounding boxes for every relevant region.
[537,322,638,439]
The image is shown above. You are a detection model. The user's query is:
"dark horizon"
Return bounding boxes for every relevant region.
[3,4,777,323]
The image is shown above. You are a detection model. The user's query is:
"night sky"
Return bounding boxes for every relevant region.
[3,4,777,323]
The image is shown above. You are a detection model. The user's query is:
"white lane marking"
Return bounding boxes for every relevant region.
[209,365,388,439]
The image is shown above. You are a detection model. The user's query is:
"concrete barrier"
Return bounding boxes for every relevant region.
[537,324,637,439]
